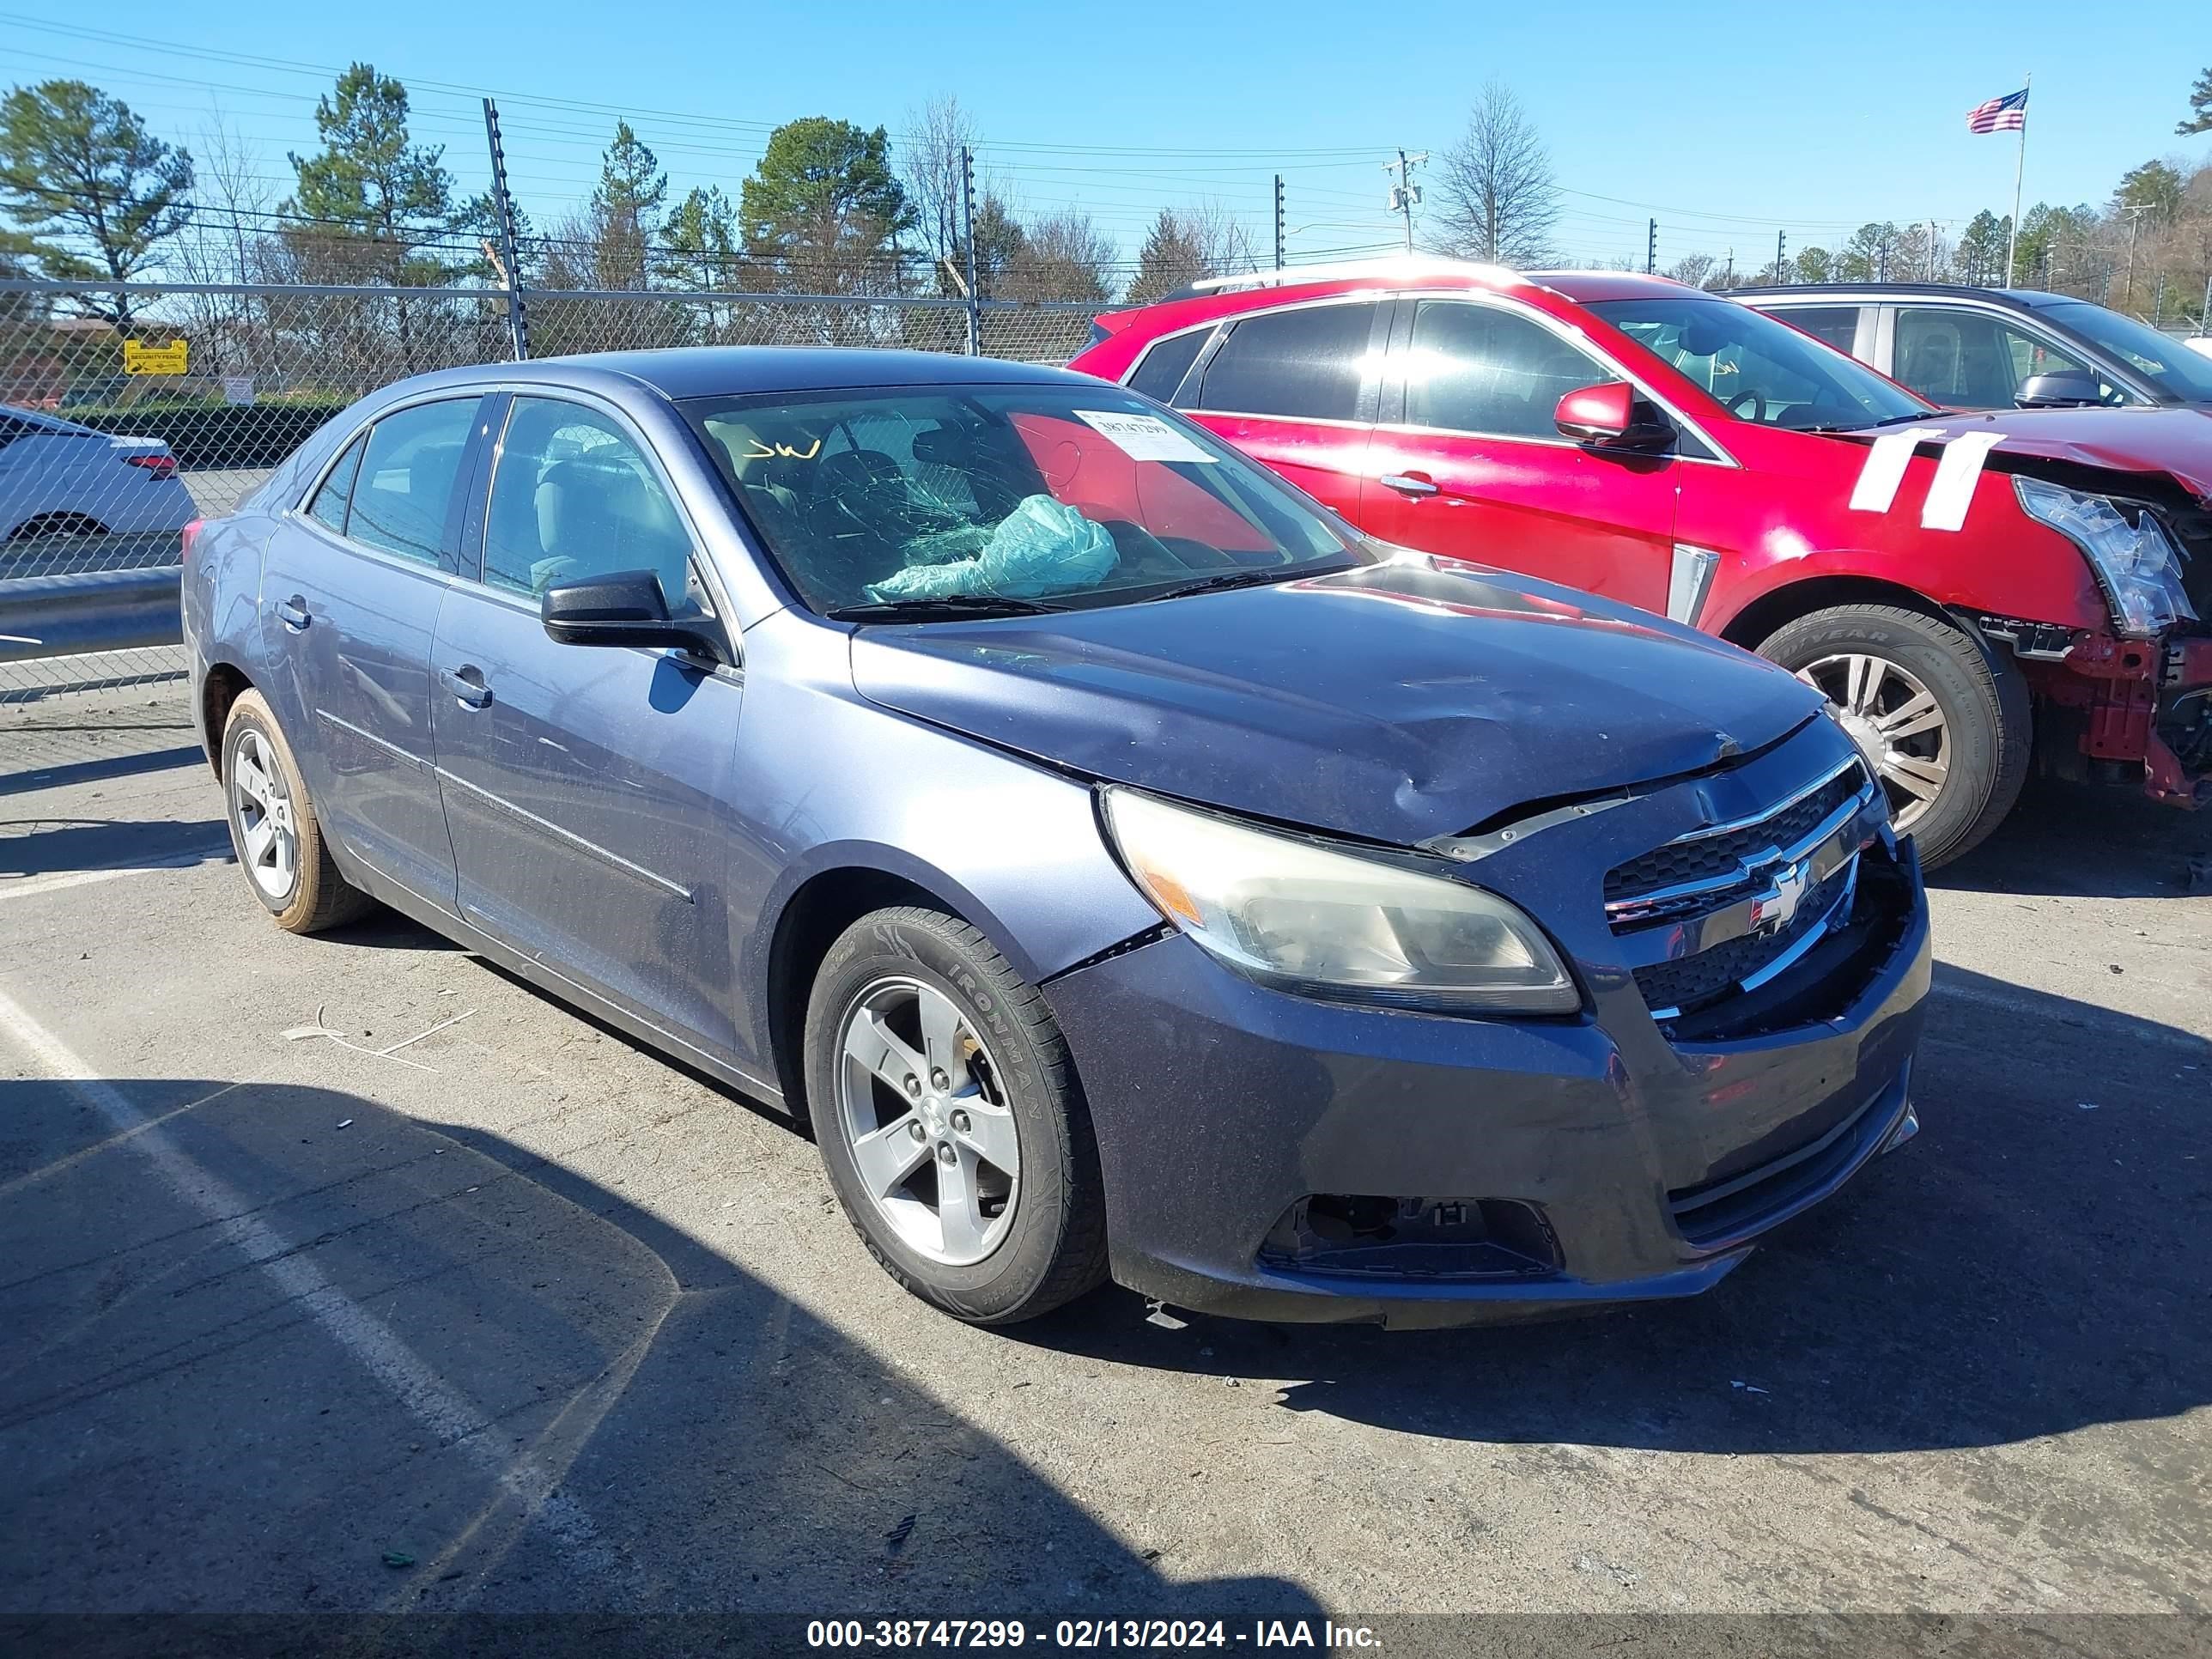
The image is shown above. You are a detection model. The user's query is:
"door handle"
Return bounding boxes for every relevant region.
[1378,472,1440,497]
[274,595,311,630]
[441,666,492,709]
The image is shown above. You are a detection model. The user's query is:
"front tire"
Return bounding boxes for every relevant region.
[1759,605,2030,868]
[804,907,1108,1325]
[220,690,375,933]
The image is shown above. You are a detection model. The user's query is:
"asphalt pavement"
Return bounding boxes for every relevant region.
[2,686,2207,1636]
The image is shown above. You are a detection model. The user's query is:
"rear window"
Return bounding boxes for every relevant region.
[1195,301,1381,422]
[1127,329,1208,404]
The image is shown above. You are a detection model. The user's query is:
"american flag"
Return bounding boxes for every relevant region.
[1968,88,2029,133]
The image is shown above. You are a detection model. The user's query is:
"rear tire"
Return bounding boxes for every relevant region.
[804,906,1108,1325]
[1759,605,2030,868]
[220,690,375,933]
[9,512,107,542]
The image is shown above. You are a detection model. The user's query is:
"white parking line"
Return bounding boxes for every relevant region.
[0,844,233,902]
[0,983,619,1589]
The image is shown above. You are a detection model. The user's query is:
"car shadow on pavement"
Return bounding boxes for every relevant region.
[1019,963,2211,1458]
[0,1074,1313,1620]
[0,815,229,879]
[1931,776,2212,900]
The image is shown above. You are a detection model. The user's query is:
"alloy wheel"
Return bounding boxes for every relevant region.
[1796,652,1950,831]
[230,729,298,899]
[835,976,1021,1267]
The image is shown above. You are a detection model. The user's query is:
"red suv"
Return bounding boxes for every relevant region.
[1071,264,2211,866]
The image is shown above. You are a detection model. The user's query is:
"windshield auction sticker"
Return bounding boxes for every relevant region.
[1074,410,1218,464]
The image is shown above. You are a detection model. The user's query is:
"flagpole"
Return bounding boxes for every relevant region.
[2005,72,2030,287]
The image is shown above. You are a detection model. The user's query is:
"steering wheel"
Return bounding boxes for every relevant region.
[1723,388,1768,422]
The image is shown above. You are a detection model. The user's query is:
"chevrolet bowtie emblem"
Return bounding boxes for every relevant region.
[1747,857,1811,936]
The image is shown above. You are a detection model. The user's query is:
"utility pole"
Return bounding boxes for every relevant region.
[481,98,529,361]
[2120,203,2153,315]
[1926,219,1942,282]
[1723,248,1734,289]
[1384,150,1426,255]
[1877,228,1892,282]
[1776,228,1787,284]
[960,145,981,356]
[1646,218,1657,275]
[1273,174,1285,272]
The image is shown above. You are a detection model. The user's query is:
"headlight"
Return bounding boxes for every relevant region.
[2014,477,2197,638]
[1100,787,1579,1014]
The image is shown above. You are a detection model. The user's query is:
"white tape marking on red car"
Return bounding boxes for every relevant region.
[1846,428,1946,515]
[1919,431,2007,532]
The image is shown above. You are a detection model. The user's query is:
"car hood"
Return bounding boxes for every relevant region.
[1877,406,2212,501]
[847,555,1821,846]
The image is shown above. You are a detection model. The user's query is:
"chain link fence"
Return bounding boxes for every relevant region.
[0,279,1103,705]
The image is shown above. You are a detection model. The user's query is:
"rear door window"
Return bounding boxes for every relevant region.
[1127,329,1209,405]
[345,399,480,567]
[1401,301,1611,440]
[1195,301,1382,422]
[1772,306,1863,356]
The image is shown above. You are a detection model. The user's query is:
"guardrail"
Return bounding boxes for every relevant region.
[0,568,183,665]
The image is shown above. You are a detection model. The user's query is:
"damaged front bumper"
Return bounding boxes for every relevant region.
[1044,846,1931,1330]
[2012,628,2212,807]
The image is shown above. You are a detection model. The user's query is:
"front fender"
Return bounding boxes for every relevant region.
[724,611,1161,1069]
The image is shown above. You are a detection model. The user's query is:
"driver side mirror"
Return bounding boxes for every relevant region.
[1555,381,1674,450]
[2014,369,2102,409]
[541,568,726,661]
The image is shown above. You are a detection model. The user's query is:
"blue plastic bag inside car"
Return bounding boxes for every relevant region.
[866,494,1116,602]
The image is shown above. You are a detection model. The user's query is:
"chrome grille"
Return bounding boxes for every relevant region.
[1605,760,1869,928]
[1607,755,1884,1025]
[1632,862,1855,1015]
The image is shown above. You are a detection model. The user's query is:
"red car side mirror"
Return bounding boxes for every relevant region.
[1556,381,1674,450]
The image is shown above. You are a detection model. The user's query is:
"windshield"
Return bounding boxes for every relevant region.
[1587,296,1932,430]
[683,385,1366,617]
[2041,301,2212,404]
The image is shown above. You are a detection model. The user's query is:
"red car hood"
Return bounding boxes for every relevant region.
[1879,406,2212,501]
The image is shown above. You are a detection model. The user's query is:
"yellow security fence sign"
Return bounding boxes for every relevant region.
[123,338,189,376]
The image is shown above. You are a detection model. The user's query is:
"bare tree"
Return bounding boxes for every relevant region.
[901,94,978,293]
[1435,80,1559,267]
[1003,209,1118,303]
[1125,203,1260,303]
[1665,252,1718,289]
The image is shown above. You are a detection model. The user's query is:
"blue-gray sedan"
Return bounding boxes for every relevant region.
[183,349,1929,1328]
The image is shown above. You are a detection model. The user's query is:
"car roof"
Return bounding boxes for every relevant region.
[1116,261,1702,333]
[374,346,1106,408]
[1734,283,2069,310]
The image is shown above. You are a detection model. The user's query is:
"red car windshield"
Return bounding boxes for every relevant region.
[1589,296,1933,431]
[684,386,1364,617]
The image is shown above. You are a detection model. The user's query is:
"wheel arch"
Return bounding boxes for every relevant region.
[762,862,982,1115]
[200,660,255,776]
[1713,574,1960,653]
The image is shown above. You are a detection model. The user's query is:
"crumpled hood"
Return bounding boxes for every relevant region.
[1875,405,2212,501]
[848,556,1821,846]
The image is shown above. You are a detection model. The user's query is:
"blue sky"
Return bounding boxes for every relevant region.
[3,1,2205,269]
